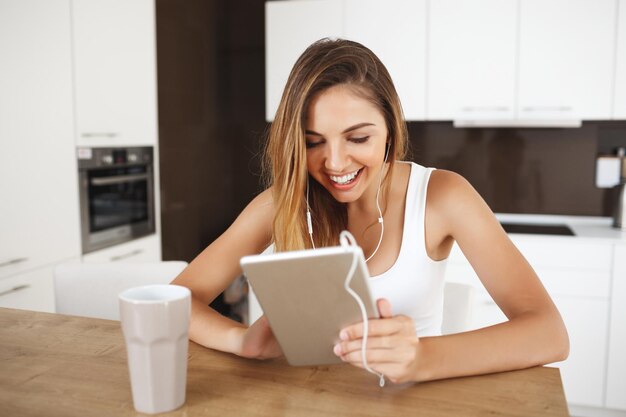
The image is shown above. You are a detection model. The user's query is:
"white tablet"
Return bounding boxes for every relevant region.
[240,245,379,366]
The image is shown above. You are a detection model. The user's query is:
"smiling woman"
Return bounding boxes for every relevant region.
[171,38,569,385]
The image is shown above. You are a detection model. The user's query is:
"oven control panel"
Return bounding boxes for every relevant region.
[77,146,153,169]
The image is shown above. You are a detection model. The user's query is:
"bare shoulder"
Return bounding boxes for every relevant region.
[425,169,497,257]
[245,187,275,214]
[427,169,479,215]
[229,187,275,246]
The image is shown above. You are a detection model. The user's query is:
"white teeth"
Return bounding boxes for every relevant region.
[330,169,359,185]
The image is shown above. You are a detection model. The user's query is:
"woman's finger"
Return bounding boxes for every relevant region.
[334,335,394,356]
[377,298,393,318]
[339,345,403,365]
[340,315,414,340]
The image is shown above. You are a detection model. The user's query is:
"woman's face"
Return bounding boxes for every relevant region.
[305,84,388,204]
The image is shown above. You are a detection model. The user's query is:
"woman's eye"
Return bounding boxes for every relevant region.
[306,141,322,149]
[349,136,370,144]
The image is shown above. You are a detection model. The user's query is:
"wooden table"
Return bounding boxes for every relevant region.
[0,307,569,416]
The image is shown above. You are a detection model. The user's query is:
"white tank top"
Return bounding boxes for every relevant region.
[369,162,448,336]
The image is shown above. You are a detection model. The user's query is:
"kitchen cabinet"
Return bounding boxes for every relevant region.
[614,0,626,119]
[606,244,626,410]
[429,0,616,122]
[445,237,613,407]
[344,0,426,120]
[518,0,615,121]
[0,264,60,313]
[427,0,517,121]
[81,234,162,263]
[0,0,81,280]
[72,0,158,147]
[265,0,343,121]
[265,0,426,121]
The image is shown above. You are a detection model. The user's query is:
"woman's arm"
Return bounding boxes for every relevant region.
[336,170,569,383]
[171,188,280,358]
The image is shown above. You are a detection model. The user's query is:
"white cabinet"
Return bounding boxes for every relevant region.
[429,0,617,122]
[0,0,81,280]
[82,234,161,263]
[445,237,613,407]
[0,265,59,313]
[265,0,343,121]
[72,0,158,147]
[518,0,616,121]
[344,0,426,120]
[606,244,626,410]
[551,297,608,407]
[265,0,427,121]
[614,0,626,118]
[428,0,517,121]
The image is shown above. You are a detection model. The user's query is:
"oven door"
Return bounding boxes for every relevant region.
[79,164,155,254]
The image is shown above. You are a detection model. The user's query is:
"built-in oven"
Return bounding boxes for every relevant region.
[78,147,155,254]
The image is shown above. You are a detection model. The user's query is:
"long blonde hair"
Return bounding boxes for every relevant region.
[263,38,408,252]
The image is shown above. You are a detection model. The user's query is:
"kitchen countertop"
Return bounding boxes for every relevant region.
[495,213,626,242]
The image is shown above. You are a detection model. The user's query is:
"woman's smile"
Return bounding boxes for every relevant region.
[328,167,363,189]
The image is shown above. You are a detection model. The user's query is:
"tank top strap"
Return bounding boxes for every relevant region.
[402,162,435,252]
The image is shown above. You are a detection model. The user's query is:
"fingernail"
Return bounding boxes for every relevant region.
[333,344,342,356]
[340,330,348,341]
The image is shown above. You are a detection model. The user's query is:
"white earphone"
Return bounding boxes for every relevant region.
[306,143,390,261]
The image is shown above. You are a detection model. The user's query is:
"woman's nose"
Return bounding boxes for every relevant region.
[324,143,350,172]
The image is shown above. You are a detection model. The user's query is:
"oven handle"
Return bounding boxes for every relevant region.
[90,173,149,186]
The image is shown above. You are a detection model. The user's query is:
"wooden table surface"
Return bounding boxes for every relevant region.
[0,308,569,417]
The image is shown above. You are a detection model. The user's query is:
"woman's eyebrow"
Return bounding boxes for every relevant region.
[305,122,376,137]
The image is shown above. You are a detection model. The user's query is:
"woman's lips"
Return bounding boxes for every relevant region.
[327,168,363,190]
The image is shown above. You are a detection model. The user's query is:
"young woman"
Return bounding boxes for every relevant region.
[171,38,569,384]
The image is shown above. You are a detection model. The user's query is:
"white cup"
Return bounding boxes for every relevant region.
[119,284,191,414]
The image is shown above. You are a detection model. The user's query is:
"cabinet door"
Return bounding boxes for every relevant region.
[614,0,626,118]
[427,0,517,121]
[606,244,626,410]
[445,239,611,407]
[0,264,58,313]
[518,0,616,120]
[72,0,158,146]
[265,0,344,121]
[550,297,608,407]
[345,0,426,120]
[0,0,81,279]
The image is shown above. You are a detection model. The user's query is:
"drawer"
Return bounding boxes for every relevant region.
[445,263,610,298]
[511,237,613,271]
[0,265,56,313]
[82,234,161,263]
[449,239,613,271]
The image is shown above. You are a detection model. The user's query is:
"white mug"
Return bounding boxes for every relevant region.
[119,284,191,414]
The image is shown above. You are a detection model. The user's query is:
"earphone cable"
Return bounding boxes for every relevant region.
[340,231,385,387]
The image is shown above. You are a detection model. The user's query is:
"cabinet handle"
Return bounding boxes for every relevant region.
[460,106,510,112]
[521,106,573,112]
[110,249,143,261]
[80,132,119,138]
[0,284,30,298]
[0,258,28,268]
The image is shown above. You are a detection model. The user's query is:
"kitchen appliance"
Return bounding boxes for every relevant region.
[78,147,155,254]
[614,147,626,230]
[500,223,575,236]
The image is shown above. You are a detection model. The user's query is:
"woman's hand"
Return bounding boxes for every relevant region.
[333,298,422,384]
[238,315,283,360]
